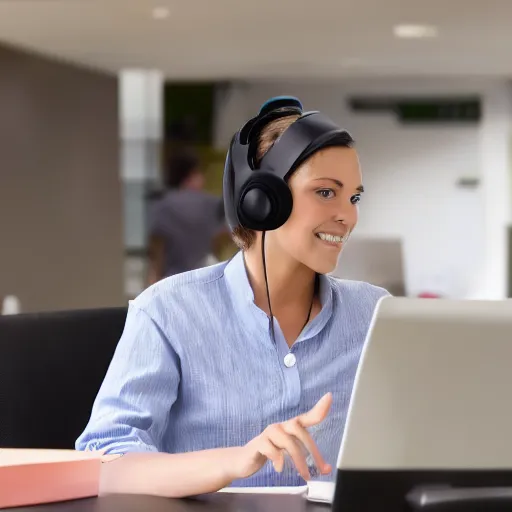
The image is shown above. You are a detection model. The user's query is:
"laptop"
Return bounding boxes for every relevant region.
[221,297,512,508]
[331,296,512,511]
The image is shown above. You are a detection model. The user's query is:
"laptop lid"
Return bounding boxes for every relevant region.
[332,296,512,511]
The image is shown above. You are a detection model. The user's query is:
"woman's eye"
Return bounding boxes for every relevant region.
[317,189,335,199]
[351,194,361,205]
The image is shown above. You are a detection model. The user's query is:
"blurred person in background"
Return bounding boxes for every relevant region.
[147,149,228,284]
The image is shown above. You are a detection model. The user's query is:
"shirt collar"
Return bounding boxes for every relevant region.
[224,251,255,306]
[223,251,333,338]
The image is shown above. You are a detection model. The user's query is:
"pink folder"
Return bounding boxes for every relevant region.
[0,449,102,509]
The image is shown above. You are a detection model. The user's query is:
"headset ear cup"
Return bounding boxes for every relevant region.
[237,173,293,231]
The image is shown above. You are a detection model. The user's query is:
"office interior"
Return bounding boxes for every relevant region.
[0,1,511,313]
[3,3,512,511]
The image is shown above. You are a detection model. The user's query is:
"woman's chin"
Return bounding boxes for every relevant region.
[306,255,339,275]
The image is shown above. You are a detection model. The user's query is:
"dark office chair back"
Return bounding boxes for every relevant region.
[0,307,127,449]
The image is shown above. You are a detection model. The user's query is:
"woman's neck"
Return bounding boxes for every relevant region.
[243,241,317,317]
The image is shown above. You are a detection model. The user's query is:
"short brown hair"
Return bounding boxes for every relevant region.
[231,113,300,250]
[164,148,201,189]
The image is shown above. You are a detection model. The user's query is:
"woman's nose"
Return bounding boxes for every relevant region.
[334,204,357,226]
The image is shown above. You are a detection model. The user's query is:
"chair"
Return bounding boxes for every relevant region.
[0,307,127,449]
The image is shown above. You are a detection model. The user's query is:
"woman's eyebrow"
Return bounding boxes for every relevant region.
[313,178,364,193]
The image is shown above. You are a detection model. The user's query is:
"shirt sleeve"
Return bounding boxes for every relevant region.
[75,302,180,454]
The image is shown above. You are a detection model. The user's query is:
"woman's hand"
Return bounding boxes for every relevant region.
[230,392,333,482]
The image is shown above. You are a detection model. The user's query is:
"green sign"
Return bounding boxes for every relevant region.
[348,97,481,123]
[397,99,480,122]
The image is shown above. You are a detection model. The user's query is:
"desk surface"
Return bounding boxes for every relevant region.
[10,493,329,512]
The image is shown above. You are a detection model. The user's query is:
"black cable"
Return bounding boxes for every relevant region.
[261,231,276,343]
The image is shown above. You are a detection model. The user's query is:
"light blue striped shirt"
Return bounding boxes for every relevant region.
[76,251,388,487]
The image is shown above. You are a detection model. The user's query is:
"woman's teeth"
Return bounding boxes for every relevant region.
[316,233,346,243]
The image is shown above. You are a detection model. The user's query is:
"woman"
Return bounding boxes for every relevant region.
[76,97,389,497]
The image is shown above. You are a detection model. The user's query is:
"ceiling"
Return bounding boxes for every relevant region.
[0,0,511,80]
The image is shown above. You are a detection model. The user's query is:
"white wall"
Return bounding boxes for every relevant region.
[214,79,511,299]
[475,83,512,299]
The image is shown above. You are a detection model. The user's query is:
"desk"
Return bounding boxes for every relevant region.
[9,493,329,512]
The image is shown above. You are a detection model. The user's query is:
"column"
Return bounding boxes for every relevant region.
[471,83,512,299]
[119,69,164,296]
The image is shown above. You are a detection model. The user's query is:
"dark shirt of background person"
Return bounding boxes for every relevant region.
[147,149,227,284]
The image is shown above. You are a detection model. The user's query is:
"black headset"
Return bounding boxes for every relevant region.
[223,96,353,233]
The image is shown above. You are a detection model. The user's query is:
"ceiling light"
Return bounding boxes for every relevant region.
[394,24,438,39]
[152,6,170,20]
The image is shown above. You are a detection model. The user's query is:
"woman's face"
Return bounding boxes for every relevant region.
[273,146,363,274]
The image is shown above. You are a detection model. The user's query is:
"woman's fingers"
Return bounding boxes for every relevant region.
[264,424,311,481]
[257,437,285,473]
[282,419,331,475]
[297,393,332,428]
[251,393,334,481]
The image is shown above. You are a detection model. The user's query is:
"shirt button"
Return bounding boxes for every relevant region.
[283,353,296,368]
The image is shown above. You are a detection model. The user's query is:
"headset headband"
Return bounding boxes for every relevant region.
[223,96,353,232]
